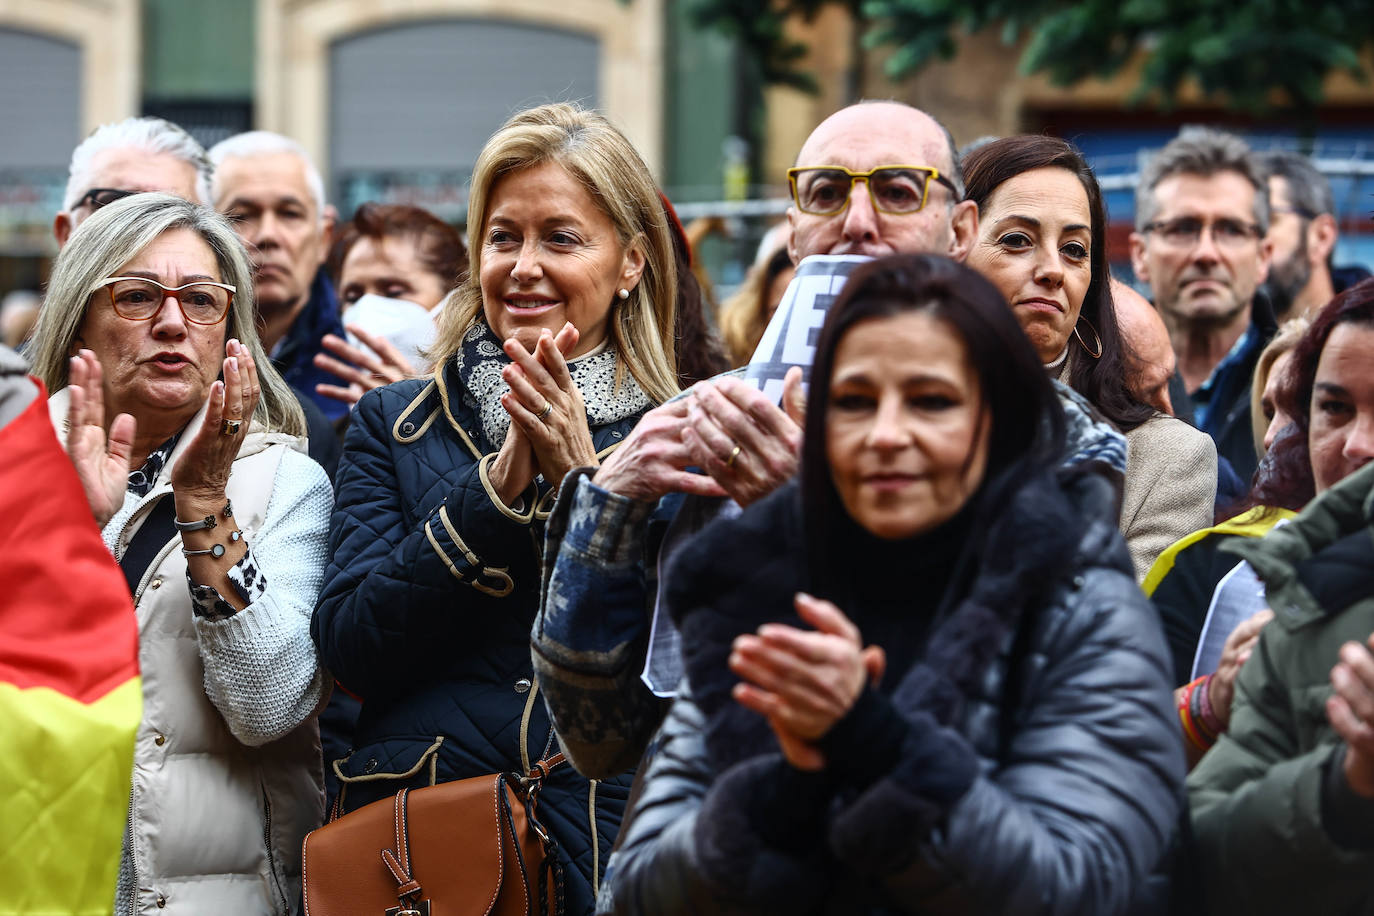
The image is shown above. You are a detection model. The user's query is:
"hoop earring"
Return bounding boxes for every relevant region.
[1073,317,1103,359]
[617,288,630,301]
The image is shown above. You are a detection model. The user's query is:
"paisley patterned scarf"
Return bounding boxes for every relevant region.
[452,320,652,451]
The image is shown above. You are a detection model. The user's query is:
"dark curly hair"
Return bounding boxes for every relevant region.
[1243,277,1374,512]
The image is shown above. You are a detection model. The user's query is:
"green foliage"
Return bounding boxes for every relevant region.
[861,0,1371,112]
[687,0,861,93]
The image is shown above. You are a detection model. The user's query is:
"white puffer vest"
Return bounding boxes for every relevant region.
[51,393,326,915]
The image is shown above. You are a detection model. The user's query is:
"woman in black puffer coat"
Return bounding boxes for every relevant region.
[599,254,1185,916]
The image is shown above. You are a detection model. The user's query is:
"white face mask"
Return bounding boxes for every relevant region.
[342,294,440,372]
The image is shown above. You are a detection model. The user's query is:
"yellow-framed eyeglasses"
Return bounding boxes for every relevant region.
[787,164,959,216]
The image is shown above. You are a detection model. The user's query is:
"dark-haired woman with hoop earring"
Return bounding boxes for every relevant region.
[963,135,1217,579]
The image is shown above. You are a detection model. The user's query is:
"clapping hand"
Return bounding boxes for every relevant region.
[313,324,419,407]
[499,323,599,492]
[681,367,806,508]
[170,338,259,500]
[1328,631,1374,798]
[730,593,885,771]
[592,395,729,502]
[1209,609,1274,729]
[486,322,580,505]
[65,349,136,527]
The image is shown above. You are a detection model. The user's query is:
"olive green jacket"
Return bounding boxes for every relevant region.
[1188,459,1374,916]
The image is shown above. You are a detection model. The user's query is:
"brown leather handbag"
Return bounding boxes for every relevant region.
[304,678,568,916]
[302,751,566,916]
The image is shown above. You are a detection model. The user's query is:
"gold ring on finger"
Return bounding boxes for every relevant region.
[220,418,243,437]
[537,402,553,421]
[726,444,742,468]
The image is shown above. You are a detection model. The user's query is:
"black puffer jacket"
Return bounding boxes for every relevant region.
[599,472,1184,916]
[312,359,641,915]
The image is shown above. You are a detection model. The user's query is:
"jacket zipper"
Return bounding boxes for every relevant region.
[114,493,158,563]
[262,786,290,914]
[124,790,138,916]
[119,496,170,916]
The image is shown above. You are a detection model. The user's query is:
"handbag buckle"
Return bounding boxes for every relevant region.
[387,903,430,916]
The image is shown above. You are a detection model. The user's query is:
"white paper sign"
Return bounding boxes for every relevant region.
[639,255,870,698]
[742,254,871,404]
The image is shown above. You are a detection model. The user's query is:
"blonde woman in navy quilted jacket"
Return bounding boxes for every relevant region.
[311,103,678,915]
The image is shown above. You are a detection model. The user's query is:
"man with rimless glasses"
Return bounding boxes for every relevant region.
[1130,128,1274,482]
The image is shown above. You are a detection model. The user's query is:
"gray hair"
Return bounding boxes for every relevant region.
[1258,149,1335,219]
[64,117,213,210]
[28,193,305,437]
[1135,127,1270,233]
[208,131,326,220]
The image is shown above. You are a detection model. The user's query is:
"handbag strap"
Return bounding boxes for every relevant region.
[379,789,425,912]
[536,830,567,916]
[517,676,570,782]
[519,679,541,774]
[530,752,565,777]
[499,766,565,916]
[119,496,176,595]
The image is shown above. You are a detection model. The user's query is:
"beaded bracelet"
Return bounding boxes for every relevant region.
[1181,681,1214,752]
[1187,677,1219,744]
[1177,678,1216,752]
[1194,673,1226,735]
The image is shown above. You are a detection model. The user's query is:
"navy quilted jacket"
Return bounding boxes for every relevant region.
[312,359,641,914]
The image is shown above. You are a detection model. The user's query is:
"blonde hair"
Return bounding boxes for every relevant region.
[1250,316,1310,456]
[431,103,678,403]
[29,192,306,437]
[718,245,794,367]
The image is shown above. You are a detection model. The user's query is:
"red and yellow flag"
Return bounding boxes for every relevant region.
[0,380,140,915]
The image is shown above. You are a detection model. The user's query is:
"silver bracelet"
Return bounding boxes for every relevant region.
[174,499,234,532]
[182,543,226,558]
[180,528,243,559]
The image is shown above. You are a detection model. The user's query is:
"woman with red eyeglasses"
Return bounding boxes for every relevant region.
[28,192,331,915]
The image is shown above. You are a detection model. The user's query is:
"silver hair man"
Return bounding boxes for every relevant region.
[207,131,336,354]
[1133,127,1271,234]
[54,116,212,247]
[1129,126,1273,482]
[208,131,327,225]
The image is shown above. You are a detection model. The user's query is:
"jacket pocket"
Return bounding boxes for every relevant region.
[332,736,445,812]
